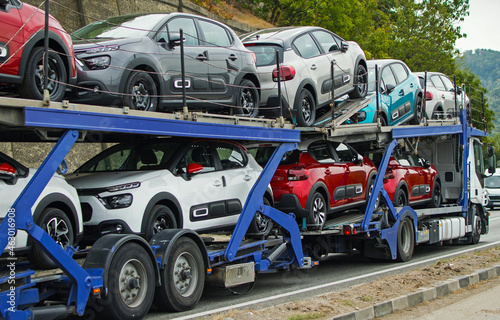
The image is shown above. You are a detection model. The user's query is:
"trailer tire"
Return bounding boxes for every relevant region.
[154,237,205,312]
[396,217,414,262]
[29,207,74,269]
[101,242,155,320]
[307,192,326,230]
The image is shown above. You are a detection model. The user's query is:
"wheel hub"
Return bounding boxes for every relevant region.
[132,83,150,110]
[119,259,147,307]
[46,217,70,248]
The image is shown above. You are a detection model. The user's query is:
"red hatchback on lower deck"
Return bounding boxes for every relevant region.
[248,138,378,230]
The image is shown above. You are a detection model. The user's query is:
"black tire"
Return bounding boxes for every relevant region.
[410,94,423,125]
[295,88,316,127]
[348,63,368,99]
[396,216,415,262]
[19,47,67,101]
[29,207,74,269]
[247,197,273,238]
[143,205,177,241]
[427,179,442,208]
[307,192,327,230]
[393,187,408,208]
[100,242,155,320]
[123,71,158,111]
[431,106,444,119]
[236,79,259,117]
[465,206,481,244]
[365,178,379,212]
[379,114,388,126]
[154,237,205,312]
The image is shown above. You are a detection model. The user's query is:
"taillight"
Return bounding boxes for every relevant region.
[343,225,357,235]
[273,66,296,81]
[425,91,433,101]
[384,168,395,179]
[287,166,309,181]
[250,51,257,64]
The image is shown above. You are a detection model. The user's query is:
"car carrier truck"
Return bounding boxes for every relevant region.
[0,94,495,320]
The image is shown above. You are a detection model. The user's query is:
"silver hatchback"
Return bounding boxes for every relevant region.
[241,26,368,127]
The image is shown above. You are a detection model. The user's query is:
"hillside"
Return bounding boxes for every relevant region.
[461,49,500,132]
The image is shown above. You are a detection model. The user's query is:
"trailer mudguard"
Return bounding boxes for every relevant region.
[149,229,210,272]
[379,208,418,260]
[83,234,160,290]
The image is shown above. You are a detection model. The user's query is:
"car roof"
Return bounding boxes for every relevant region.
[241,26,340,48]
[367,59,407,68]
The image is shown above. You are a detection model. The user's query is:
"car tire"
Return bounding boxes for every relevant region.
[364,178,379,212]
[410,94,423,125]
[247,197,273,238]
[393,187,408,208]
[348,63,368,99]
[307,192,326,230]
[19,47,67,102]
[144,205,177,241]
[427,179,442,208]
[123,71,158,111]
[29,207,74,269]
[236,79,259,117]
[295,88,316,127]
[379,114,388,126]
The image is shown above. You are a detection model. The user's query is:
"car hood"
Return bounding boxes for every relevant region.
[73,37,143,51]
[66,171,162,189]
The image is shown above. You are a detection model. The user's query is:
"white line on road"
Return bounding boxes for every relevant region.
[169,240,500,320]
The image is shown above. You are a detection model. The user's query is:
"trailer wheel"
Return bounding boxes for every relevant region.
[307,192,326,230]
[393,188,408,208]
[154,237,205,312]
[427,180,442,208]
[102,242,155,320]
[396,217,414,262]
[29,207,74,269]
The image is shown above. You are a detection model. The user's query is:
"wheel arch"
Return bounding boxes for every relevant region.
[141,192,183,234]
[118,58,162,96]
[293,79,318,113]
[83,234,160,289]
[304,181,329,213]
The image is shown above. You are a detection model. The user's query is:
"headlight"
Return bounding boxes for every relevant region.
[84,45,119,54]
[107,182,140,192]
[99,194,133,209]
[82,56,111,70]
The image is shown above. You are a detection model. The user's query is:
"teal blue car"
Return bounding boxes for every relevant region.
[344,59,423,126]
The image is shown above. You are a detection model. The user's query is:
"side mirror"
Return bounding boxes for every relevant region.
[0,0,9,7]
[454,86,462,95]
[0,162,17,183]
[424,160,431,168]
[340,41,349,52]
[385,84,396,94]
[388,159,400,166]
[487,146,496,176]
[187,163,203,174]
[357,153,364,164]
[169,32,185,47]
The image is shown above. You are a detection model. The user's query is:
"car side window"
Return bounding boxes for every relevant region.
[308,141,335,163]
[430,75,446,91]
[167,17,199,46]
[293,33,321,59]
[311,30,339,53]
[215,143,247,169]
[381,66,397,92]
[391,63,408,84]
[334,142,357,163]
[176,143,215,174]
[90,149,132,171]
[198,20,232,47]
[440,75,455,91]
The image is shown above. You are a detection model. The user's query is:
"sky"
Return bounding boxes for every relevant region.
[455,0,500,52]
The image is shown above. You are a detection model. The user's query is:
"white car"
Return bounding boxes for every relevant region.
[485,168,500,209]
[415,71,469,119]
[66,138,273,245]
[0,152,83,269]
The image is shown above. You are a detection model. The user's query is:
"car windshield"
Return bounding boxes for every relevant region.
[244,44,284,67]
[75,141,182,172]
[72,14,166,40]
[485,175,500,189]
[248,146,298,167]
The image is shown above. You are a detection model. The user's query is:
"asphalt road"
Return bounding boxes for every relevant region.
[146,209,500,320]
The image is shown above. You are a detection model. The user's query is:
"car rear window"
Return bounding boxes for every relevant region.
[244,44,284,67]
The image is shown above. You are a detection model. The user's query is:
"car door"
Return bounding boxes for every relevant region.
[389,62,414,124]
[0,0,23,74]
[331,142,367,205]
[408,154,432,201]
[439,74,461,110]
[197,18,237,100]
[158,16,210,103]
[429,75,452,112]
[311,30,353,100]
[292,33,331,103]
[379,64,400,125]
[174,141,228,230]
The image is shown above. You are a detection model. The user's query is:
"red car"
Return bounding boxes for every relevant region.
[248,138,378,230]
[0,0,76,101]
[377,150,441,208]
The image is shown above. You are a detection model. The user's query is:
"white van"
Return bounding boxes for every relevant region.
[485,168,500,209]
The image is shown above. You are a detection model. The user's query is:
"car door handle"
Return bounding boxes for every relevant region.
[325,169,331,175]
[214,179,223,187]
[196,54,208,61]
[311,64,317,70]
[441,94,446,99]
[410,83,414,88]
[243,174,252,181]
[228,54,237,61]
[399,89,404,96]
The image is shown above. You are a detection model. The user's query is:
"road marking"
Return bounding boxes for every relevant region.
[169,240,500,320]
